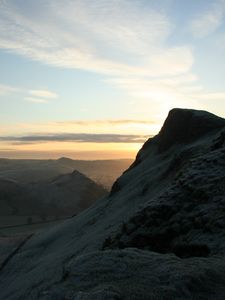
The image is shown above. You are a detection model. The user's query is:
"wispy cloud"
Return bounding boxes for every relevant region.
[106,74,203,112]
[194,92,225,100]
[54,119,155,126]
[0,0,193,78]
[0,0,198,116]
[24,96,48,103]
[26,89,58,103]
[1,0,225,115]
[0,118,157,139]
[190,0,225,38]
[0,84,19,95]
[29,89,58,99]
[0,82,58,104]
[0,133,150,144]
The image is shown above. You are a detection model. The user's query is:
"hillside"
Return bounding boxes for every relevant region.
[29,170,107,216]
[0,178,36,215]
[0,170,106,218]
[57,158,133,189]
[0,158,132,189]
[1,108,225,299]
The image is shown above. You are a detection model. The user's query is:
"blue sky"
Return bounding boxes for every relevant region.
[0,0,225,159]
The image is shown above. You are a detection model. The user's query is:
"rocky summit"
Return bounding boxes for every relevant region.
[1,108,225,299]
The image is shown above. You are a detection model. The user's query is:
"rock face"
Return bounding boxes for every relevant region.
[1,108,225,299]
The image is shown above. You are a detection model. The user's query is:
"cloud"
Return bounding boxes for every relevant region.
[0,133,150,144]
[1,0,224,113]
[190,0,225,38]
[106,74,202,110]
[29,89,58,99]
[0,84,19,95]
[194,92,225,100]
[4,119,156,138]
[25,89,58,103]
[0,82,58,103]
[54,119,155,126]
[0,148,15,151]
[25,90,58,103]
[0,0,193,78]
[25,96,48,103]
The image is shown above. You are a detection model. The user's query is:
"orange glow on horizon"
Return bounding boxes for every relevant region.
[0,141,143,160]
[0,149,137,160]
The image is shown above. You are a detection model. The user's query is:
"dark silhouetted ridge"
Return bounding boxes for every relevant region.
[125,108,225,173]
[156,108,225,152]
[57,157,73,163]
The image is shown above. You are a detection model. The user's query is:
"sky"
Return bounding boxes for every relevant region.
[0,0,225,159]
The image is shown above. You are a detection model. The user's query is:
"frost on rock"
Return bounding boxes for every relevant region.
[40,249,225,300]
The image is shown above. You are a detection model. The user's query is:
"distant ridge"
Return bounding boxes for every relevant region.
[0,169,106,217]
[0,158,132,189]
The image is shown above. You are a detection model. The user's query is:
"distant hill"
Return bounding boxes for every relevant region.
[0,178,35,215]
[0,170,107,218]
[0,158,133,189]
[57,157,133,189]
[29,170,107,216]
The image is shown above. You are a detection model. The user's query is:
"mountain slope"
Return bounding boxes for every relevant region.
[0,178,35,215]
[0,170,106,218]
[29,170,107,215]
[1,108,225,299]
[0,158,132,189]
[57,157,133,189]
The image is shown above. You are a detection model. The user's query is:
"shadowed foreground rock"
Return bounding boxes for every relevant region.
[1,108,225,300]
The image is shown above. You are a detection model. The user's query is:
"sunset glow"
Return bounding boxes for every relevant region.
[1,0,225,159]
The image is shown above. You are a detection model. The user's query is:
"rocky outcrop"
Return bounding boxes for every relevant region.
[156,108,225,152]
[104,129,225,256]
